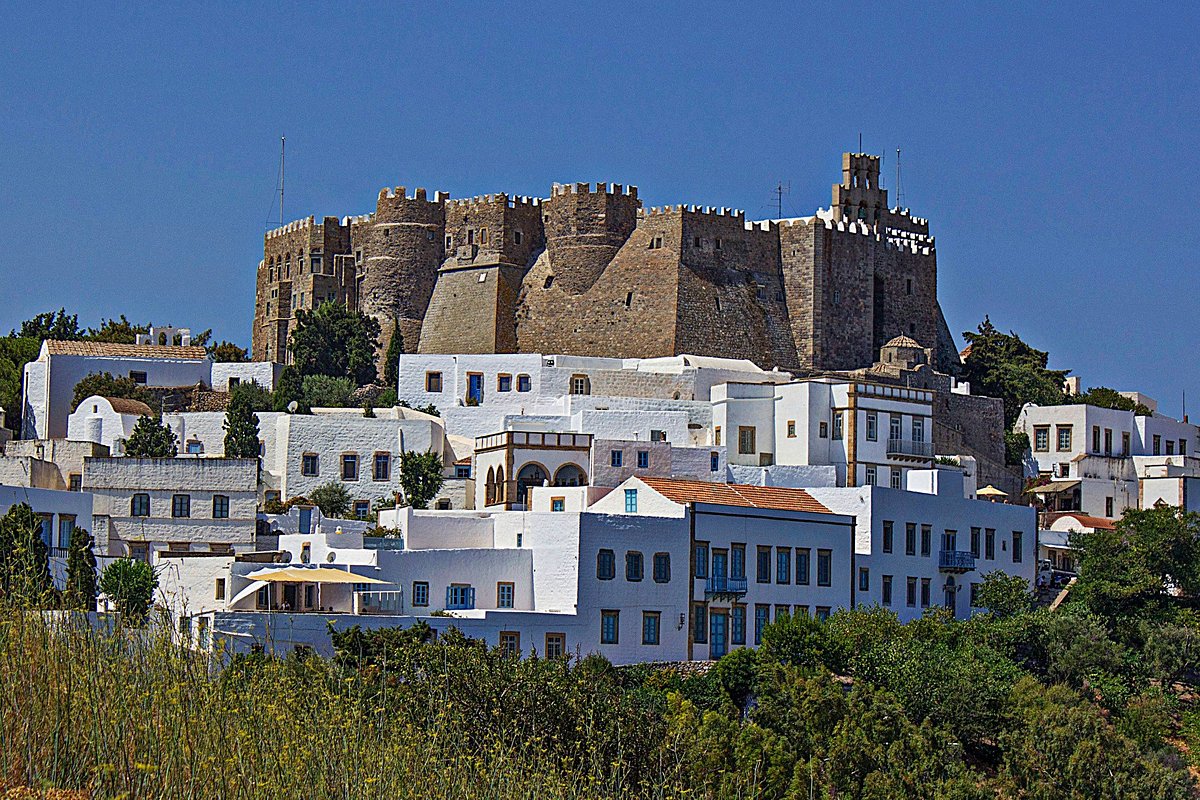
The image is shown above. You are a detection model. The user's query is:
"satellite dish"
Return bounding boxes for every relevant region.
[287,401,299,413]
[326,552,337,563]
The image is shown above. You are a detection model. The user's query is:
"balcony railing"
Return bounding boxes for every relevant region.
[355,590,405,615]
[887,438,934,458]
[938,550,976,572]
[705,576,749,598]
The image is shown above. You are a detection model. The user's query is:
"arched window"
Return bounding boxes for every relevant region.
[516,463,547,505]
[553,464,587,487]
[495,466,505,503]
[486,466,496,505]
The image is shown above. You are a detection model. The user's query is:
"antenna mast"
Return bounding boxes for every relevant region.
[774,181,790,218]
[279,136,286,226]
[895,148,902,210]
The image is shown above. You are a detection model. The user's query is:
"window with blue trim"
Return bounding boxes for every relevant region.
[624,488,637,513]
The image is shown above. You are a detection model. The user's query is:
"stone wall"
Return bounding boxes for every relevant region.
[252,154,952,379]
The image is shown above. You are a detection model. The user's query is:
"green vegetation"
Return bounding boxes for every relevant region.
[207,340,249,362]
[382,320,404,388]
[0,335,40,433]
[123,415,178,458]
[1,504,1196,797]
[98,559,158,624]
[1067,385,1154,416]
[301,374,356,408]
[63,526,98,611]
[399,450,445,509]
[0,503,53,608]
[222,383,262,459]
[309,481,352,518]
[961,316,1069,430]
[69,371,153,413]
[288,300,381,385]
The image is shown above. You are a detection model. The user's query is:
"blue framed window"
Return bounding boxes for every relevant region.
[693,604,707,644]
[776,547,791,584]
[796,548,810,585]
[624,489,637,513]
[446,584,475,610]
[637,450,649,469]
[642,611,660,645]
[611,450,623,468]
[597,549,615,580]
[412,581,429,606]
[710,452,720,472]
[731,606,746,645]
[601,610,619,644]
[754,605,769,645]
[694,542,709,579]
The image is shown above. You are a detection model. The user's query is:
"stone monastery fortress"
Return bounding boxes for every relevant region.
[253,153,959,376]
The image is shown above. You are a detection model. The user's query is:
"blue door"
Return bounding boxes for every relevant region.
[468,374,483,404]
[711,550,728,592]
[299,507,312,535]
[710,612,727,659]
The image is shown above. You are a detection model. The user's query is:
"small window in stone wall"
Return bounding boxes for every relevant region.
[906,278,913,295]
[694,236,702,248]
[480,227,489,244]
[715,237,722,250]
[514,230,523,245]
[445,235,453,249]
[833,290,841,306]
[625,291,633,308]
[715,296,722,312]
[544,275,554,289]
[756,284,766,300]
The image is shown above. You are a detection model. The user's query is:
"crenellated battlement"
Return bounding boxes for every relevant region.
[447,193,542,210]
[550,182,638,200]
[375,186,450,204]
[644,204,746,221]
[266,215,320,239]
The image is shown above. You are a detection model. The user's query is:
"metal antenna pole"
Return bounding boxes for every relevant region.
[896,148,902,209]
[279,136,286,226]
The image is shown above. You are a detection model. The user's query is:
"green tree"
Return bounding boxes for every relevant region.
[208,340,249,362]
[399,450,445,510]
[310,481,352,518]
[1072,504,1200,618]
[86,315,149,344]
[272,365,308,412]
[975,569,1034,618]
[16,308,83,341]
[758,611,829,669]
[223,384,262,459]
[301,374,356,408]
[99,559,158,624]
[63,526,98,611]
[70,371,152,413]
[0,503,54,607]
[288,301,381,385]
[124,415,178,457]
[1067,385,1153,416]
[382,321,404,388]
[960,317,1068,429]
[0,335,41,432]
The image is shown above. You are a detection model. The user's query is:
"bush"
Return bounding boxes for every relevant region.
[309,482,352,519]
[98,559,158,624]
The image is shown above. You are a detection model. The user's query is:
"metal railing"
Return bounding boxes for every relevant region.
[938,550,976,572]
[887,438,934,458]
[355,590,405,615]
[705,576,749,596]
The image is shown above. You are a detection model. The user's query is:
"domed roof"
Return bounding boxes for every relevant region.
[883,334,922,349]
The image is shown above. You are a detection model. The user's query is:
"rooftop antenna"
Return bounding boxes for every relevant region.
[279,135,286,227]
[774,181,790,218]
[895,148,902,210]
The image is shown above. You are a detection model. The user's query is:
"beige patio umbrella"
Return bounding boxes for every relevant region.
[977,485,1008,501]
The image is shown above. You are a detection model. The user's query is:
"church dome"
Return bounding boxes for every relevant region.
[884,334,922,349]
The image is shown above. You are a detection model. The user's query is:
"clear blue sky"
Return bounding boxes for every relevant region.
[2,4,1197,414]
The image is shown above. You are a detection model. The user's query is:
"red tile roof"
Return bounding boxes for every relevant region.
[103,397,153,416]
[1053,513,1117,530]
[639,476,832,515]
[45,340,208,360]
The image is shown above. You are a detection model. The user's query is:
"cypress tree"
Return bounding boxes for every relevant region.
[124,415,178,457]
[0,503,53,607]
[383,321,404,389]
[64,526,98,611]
[223,385,262,458]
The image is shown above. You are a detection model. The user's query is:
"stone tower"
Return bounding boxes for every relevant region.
[354,187,448,363]
[540,182,640,294]
[417,194,545,353]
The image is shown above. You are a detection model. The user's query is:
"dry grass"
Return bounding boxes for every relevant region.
[0,613,651,799]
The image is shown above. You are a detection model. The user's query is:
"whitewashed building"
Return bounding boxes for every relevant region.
[806,469,1037,622]
[82,456,260,559]
[0,483,94,557]
[66,395,155,455]
[1015,396,1200,519]
[2,439,110,492]
[713,377,936,490]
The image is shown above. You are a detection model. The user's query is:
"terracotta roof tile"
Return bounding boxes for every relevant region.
[639,476,832,515]
[1053,513,1116,530]
[103,397,153,416]
[45,340,208,360]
